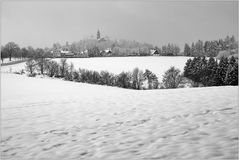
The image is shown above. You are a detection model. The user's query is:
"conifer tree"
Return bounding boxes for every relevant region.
[217,57,229,85]
[195,40,204,56]
[206,57,218,86]
[198,56,207,84]
[191,43,196,57]
[204,41,211,56]
[218,39,226,50]
[184,43,191,56]
[192,57,201,83]
[225,56,238,85]
[183,58,192,77]
[97,29,101,40]
[208,41,219,57]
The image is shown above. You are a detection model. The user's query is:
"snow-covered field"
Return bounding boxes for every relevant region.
[1,58,22,64]
[1,73,238,160]
[1,56,191,81]
[53,56,192,81]
[1,62,26,73]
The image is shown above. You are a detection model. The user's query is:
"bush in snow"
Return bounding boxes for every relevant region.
[78,68,101,84]
[116,71,132,88]
[99,71,116,86]
[59,58,68,77]
[64,62,75,81]
[72,70,80,82]
[132,67,145,90]
[143,69,159,89]
[34,48,48,75]
[25,59,36,77]
[45,61,59,77]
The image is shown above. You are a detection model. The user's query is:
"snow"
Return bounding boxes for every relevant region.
[1,73,238,160]
[53,56,192,81]
[1,58,22,64]
[1,62,26,73]
[1,56,192,81]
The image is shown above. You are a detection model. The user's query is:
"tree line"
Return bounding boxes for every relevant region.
[155,44,181,56]
[1,35,237,61]
[25,58,160,90]
[1,42,53,63]
[55,38,154,57]
[24,55,238,90]
[183,35,238,57]
[184,56,238,86]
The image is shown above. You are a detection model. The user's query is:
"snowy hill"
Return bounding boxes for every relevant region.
[1,73,238,160]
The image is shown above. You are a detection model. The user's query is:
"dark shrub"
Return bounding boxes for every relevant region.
[143,69,159,89]
[100,71,115,86]
[45,61,59,77]
[92,71,101,84]
[79,68,87,82]
[27,72,37,77]
[73,71,80,81]
[116,71,132,88]
[184,56,238,87]
[64,70,73,81]
[64,63,75,81]
[59,58,68,77]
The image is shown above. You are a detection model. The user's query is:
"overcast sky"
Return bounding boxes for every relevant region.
[1,0,238,49]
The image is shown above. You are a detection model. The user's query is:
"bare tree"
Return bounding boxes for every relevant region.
[35,48,47,74]
[5,42,20,61]
[162,66,182,89]
[132,67,145,89]
[25,59,36,76]
[1,45,8,62]
[59,58,68,77]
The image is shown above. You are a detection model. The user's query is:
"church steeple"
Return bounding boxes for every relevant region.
[97,29,101,40]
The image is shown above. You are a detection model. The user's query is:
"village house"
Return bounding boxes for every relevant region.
[150,49,159,56]
[51,42,76,58]
[100,48,112,56]
[78,49,88,57]
[51,48,75,58]
[51,50,61,58]
[60,49,75,57]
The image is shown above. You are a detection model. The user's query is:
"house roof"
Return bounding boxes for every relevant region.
[61,50,70,54]
[150,49,158,54]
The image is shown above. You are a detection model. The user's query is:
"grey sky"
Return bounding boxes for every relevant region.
[1,1,238,49]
